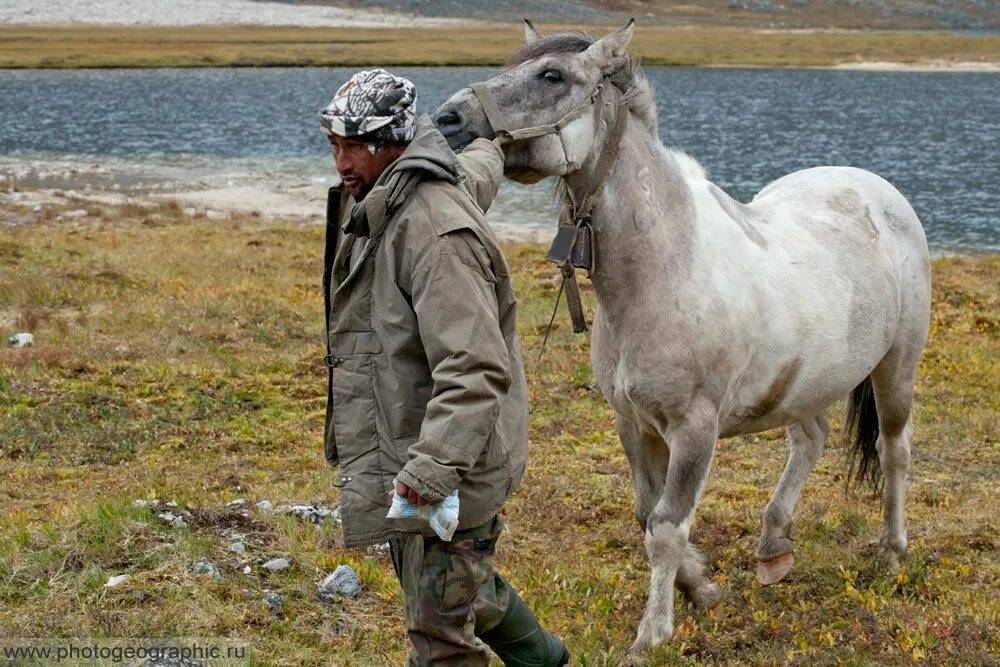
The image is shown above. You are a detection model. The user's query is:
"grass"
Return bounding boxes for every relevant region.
[0,199,998,665]
[0,25,998,69]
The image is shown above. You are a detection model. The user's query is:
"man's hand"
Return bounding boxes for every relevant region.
[395,480,429,507]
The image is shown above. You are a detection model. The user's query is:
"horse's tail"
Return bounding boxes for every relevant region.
[844,375,882,492]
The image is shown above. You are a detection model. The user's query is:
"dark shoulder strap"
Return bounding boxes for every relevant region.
[323,186,348,448]
[322,186,344,332]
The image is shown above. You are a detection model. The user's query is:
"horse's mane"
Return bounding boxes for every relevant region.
[506,32,658,137]
[507,32,595,66]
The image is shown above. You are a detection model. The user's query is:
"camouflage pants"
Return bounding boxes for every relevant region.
[389,516,511,666]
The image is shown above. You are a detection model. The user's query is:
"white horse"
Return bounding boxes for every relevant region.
[435,21,931,652]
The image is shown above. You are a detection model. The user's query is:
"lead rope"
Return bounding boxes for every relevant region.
[533,269,567,373]
[533,216,590,374]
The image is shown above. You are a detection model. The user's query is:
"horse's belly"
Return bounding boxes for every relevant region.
[720,386,841,437]
[719,341,889,437]
[720,412,795,438]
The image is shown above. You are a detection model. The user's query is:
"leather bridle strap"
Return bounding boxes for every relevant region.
[469,82,510,139]
[571,96,629,225]
[467,77,630,350]
[551,91,629,336]
[561,262,587,333]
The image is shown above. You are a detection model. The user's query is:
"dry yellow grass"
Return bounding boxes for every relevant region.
[0,200,997,665]
[1,25,998,68]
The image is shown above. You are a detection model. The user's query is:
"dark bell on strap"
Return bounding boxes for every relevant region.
[546,223,593,272]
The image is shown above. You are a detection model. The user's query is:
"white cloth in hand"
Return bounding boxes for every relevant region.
[386,478,460,541]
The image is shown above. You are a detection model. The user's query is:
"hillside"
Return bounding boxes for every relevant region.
[285,0,999,29]
[2,0,996,31]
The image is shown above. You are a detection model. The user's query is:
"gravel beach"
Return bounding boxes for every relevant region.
[0,156,554,242]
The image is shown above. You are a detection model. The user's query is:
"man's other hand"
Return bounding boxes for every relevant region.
[395,480,430,507]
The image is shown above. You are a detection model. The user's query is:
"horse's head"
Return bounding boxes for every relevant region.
[434,20,636,184]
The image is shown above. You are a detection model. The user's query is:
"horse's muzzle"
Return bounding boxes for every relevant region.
[433,104,478,152]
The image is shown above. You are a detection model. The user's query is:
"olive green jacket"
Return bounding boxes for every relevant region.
[322,116,528,547]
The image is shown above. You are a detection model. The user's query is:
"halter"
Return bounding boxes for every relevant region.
[469,80,606,171]
[467,78,629,344]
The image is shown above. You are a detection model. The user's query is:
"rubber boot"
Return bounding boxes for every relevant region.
[479,589,570,667]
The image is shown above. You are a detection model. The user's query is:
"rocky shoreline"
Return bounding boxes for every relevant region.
[0,158,554,243]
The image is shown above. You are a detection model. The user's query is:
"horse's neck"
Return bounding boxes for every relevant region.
[564,121,698,329]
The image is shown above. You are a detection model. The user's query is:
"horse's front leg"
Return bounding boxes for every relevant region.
[614,412,668,532]
[631,408,718,652]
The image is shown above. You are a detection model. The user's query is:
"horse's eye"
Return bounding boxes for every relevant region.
[541,69,563,83]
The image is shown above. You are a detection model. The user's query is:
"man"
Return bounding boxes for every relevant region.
[319,69,569,666]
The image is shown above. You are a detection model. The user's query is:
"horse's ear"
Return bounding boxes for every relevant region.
[524,19,543,43]
[586,18,635,72]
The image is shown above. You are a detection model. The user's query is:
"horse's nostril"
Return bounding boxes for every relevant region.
[436,109,461,127]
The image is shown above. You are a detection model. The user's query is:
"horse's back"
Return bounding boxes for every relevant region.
[749,166,930,308]
[753,166,928,256]
[684,162,930,339]
[711,166,931,431]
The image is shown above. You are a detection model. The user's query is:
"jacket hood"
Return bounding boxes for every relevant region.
[360,114,502,238]
[363,115,460,228]
[388,114,461,184]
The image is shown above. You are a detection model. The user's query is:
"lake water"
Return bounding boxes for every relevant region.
[1,67,997,251]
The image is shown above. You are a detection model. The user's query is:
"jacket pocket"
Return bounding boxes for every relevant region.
[329,353,376,455]
[328,331,388,506]
[374,353,431,440]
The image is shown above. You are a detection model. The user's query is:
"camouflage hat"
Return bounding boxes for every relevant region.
[319,69,417,143]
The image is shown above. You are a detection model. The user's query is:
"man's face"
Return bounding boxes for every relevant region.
[329,135,402,200]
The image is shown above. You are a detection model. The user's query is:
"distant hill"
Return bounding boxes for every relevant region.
[269,0,999,30]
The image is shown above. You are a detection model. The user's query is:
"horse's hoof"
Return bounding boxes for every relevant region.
[756,552,794,585]
[619,650,643,667]
[878,548,903,574]
[877,535,906,574]
[691,582,723,612]
[629,621,673,654]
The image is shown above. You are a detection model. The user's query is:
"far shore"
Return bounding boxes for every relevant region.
[1,25,998,70]
[826,60,1000,72]
[3,184,995,256]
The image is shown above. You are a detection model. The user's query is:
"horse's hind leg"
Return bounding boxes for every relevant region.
[870,345,920,572]
[616,413,721,612]
[756,415,828,585]
[676,541,723,612]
